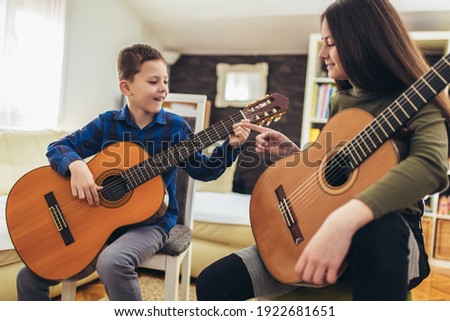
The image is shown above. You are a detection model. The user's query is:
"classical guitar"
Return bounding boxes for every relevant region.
[250,53,450,285]
[6,93,289,281]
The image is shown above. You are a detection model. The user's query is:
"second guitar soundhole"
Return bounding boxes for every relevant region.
[324,156,352,187]
[317,146,358,196]
[96,169,133,208]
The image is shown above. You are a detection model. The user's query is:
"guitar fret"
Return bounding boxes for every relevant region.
[360,132,372,154]
[193,133,204,149]
[203,130,212,143]
[387,107,402,125]
[211,126,220,139]
[142,160,151,178]
[354,139,368,158]
[403,93,418,111]
[220,120,228,132]
[137,166,147,183]
[368,124,383,144]
[123,170,134,189]
[176,142,188,161]
[431,66,447,84]
[130,168,140,187]
[343,145,358,165]
[381,113,395,131]
[374,118,389,138]
[350,143,363,162]
[167,148,176,165]
[411,85,427,103]
[395,101,411,119]
[420,77,437,94]
[365,128,377,148]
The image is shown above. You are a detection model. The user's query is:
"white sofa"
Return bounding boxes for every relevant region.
[190,159,255,278]
[0,129,99,300]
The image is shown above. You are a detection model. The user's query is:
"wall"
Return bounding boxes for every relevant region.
[59,0,162,130]
[170,55,307,194]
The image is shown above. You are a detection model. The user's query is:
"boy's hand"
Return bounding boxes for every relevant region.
[229,119,251,147]
[68,160,103,206]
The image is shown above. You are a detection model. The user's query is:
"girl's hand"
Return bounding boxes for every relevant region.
[294,199,374,285]
[68,160,103,206]
[240,122,300,156]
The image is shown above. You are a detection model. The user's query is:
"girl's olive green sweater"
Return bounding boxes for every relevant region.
[329,86,449,219]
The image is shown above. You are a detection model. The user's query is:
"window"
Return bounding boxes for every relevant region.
[0,0,66,129]
[215,62,268,108]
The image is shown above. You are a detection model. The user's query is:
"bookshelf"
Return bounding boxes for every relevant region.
[300,31,450,148]
[301,31,450,267]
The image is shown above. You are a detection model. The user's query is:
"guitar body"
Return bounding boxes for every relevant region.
[6,142,166,280]
[250,108,400,285]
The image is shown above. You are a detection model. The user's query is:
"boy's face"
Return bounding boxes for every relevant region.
[122,59,169,117]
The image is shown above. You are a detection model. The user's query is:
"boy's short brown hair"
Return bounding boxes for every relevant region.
[117,44,166,81]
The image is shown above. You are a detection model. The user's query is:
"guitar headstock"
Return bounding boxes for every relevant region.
[243,93,289,126]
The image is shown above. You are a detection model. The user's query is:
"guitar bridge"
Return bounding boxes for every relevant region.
[44,192,74,246]
[275,185,304,246]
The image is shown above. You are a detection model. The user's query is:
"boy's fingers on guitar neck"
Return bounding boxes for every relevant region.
[240,122,271,133]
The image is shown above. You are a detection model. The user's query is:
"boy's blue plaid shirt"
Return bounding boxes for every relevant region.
[47,105,241,233]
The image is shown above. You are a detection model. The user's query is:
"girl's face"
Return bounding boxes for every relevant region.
[318,18,348,81]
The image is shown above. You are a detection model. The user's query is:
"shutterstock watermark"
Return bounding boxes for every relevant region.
[97,130,346,171]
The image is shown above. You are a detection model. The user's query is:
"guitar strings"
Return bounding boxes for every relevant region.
[286,69,445,213]
[284,57,449,215]
[101,100,279,196]
[52,106,264,219]
[285,61,449,215]
[55,114,240,217]
[98,112,244,196]
[92,96,283,199]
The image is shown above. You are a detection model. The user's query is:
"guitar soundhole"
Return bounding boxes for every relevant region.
[96,169,133,208]
[100,175,128,201]
[324,156,352,188]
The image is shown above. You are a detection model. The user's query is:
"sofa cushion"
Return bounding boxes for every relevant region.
[0,129,67,194]
[0,195,13,251]
[193,221,254,249]
[195,157,237,193]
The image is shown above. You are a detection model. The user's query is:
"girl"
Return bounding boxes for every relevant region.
[196,0,450,301]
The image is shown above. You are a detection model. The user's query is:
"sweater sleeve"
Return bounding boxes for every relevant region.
[354,103,449,218]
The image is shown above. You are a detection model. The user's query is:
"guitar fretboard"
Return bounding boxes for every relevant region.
[120,112,244,189]
[333,53,450,170]
[116,92,289,190]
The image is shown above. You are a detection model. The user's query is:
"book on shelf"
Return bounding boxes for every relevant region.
[309,128,321,143]
[311,83,336,120]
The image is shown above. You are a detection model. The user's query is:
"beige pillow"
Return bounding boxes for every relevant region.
[195,158,237,193]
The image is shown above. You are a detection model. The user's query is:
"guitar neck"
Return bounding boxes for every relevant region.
[337,53,450,170]
[121,111,245,190]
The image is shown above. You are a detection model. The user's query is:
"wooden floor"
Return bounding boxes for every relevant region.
[69,265,450,301]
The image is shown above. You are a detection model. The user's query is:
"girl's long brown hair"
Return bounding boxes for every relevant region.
[322,0,450,120]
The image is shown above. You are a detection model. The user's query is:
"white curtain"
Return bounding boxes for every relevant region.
[0,0,65,129]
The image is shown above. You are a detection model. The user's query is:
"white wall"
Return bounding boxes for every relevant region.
[59,0,162,130]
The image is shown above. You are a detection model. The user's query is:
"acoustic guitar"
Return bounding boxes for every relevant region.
[6,93,289,281]
[250,54,450,285]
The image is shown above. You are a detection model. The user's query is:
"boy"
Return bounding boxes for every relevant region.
[17,44,249,300]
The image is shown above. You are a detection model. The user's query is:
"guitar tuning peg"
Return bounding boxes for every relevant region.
[274,116,281,122]
[265,119,272,126]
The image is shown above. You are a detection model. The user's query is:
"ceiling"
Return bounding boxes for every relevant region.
[126,0,450,55]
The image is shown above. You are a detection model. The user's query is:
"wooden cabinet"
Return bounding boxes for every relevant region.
[424,178,450,268]
[301,31,450,267]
